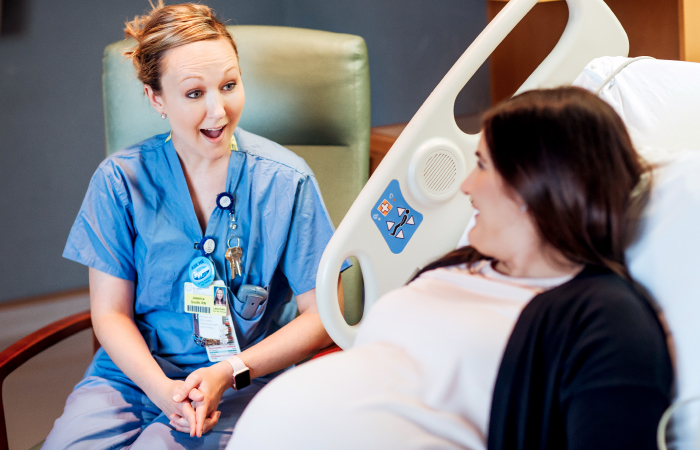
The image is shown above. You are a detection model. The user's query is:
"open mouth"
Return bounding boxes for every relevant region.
[200,125,226,139]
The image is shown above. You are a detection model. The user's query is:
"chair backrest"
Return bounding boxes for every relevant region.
[102,25,370,324]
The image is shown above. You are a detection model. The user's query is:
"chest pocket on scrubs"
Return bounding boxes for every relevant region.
[137,268,176,311]
[231,289,268,340]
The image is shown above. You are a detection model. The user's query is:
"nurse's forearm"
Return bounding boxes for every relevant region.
[237,312,332,380]
[89,268,169,393]
[236,283,342,380]
[93,312,169,392]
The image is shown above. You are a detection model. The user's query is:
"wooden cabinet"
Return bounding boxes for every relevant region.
[488,0,700,103]
[370,0,699,170]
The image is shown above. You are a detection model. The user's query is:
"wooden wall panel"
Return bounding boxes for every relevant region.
[488,0,688,104]
[605,0,680,60]
[487,1,567,104]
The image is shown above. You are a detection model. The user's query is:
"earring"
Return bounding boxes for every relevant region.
[161,112,167,119]
[520,204,528,213]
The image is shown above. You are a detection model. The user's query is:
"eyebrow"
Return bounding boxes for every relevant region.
[177,65,240,84]
[475,150,484,159]
[179,74,203,83]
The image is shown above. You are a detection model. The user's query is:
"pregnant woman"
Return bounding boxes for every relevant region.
[230,87,672,450]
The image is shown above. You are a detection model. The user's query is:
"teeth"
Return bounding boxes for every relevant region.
[203,126,225,131]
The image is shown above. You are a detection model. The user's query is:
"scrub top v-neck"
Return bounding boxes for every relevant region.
[163,132,244,249]
[64,128,347,376]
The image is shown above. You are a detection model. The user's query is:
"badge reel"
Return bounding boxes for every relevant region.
[216,192,234,210]
[218,192,238,231]
[199,236,216,257]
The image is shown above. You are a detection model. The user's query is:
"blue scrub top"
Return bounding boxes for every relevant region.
[64,128,348,377]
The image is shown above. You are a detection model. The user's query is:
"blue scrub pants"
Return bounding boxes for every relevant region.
[43,375,264,450]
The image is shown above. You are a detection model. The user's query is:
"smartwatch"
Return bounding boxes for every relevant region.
[226,356,251,390]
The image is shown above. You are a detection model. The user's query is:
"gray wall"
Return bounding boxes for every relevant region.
[0,0,489,303]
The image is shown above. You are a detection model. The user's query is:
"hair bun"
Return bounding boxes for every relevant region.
[120,1,237,95]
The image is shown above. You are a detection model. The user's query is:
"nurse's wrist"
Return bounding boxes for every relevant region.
[213,361,234,390]
[143,375,179,407]
[152,374,177,397]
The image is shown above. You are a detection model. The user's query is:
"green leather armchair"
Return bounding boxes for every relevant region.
[0,25,369,450]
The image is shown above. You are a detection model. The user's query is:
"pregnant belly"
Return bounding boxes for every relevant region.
[230,343,486,450]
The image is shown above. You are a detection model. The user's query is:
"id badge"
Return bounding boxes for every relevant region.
[193,312,242,361]
[184,281,227,316]
[188,281,242,362]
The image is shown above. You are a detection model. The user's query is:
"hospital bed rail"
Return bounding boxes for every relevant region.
[316,0,629,350]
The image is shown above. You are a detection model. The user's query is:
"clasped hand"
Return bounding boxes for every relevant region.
[168,362,233,437]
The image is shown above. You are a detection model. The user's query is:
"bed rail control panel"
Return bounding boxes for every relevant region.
[316,0,629,350]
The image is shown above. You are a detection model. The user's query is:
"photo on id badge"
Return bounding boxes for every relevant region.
[214,287,227,306]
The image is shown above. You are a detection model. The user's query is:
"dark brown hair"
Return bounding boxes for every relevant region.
[123,1,237,95]
[419,87,648,280]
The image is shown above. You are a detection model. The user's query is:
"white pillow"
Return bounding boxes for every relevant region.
[627,152,700,406]
[572,57,700,158]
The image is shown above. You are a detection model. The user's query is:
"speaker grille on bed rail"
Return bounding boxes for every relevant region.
[422,151,458,194]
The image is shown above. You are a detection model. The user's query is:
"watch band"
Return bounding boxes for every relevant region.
[226,355,251,390]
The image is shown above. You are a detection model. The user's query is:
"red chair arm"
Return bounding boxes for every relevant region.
[0,309,92,450]
[312,344,342,359]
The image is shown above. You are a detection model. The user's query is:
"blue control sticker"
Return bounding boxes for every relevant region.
[371,179,423,254]
[189,256,215,288]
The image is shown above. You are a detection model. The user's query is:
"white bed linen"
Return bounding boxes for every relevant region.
[230,265,570,449]
[572,56,700,163]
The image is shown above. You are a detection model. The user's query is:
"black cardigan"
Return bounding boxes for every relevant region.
[488,265,673,450]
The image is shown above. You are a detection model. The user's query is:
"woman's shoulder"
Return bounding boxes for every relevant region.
[539,266,649,312]
[234,128,314,178]
[516,265,671,380]
[97,132,169,175]
[529,266,666,350]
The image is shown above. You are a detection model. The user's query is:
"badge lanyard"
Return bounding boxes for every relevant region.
[188,197,243,361]
[184,135,246,360]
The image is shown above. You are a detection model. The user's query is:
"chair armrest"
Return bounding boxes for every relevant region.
[0,309,92,450]
[0,310,92,380]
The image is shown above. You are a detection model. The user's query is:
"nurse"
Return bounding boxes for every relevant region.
[44,2,346,448]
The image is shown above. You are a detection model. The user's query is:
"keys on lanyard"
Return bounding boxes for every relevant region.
[225,237,243,280]
[217,192,242,280]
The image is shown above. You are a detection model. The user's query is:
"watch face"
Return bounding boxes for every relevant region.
[234,368,251,390]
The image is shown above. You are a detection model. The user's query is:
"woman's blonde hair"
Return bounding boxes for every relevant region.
[124,1,237,95]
